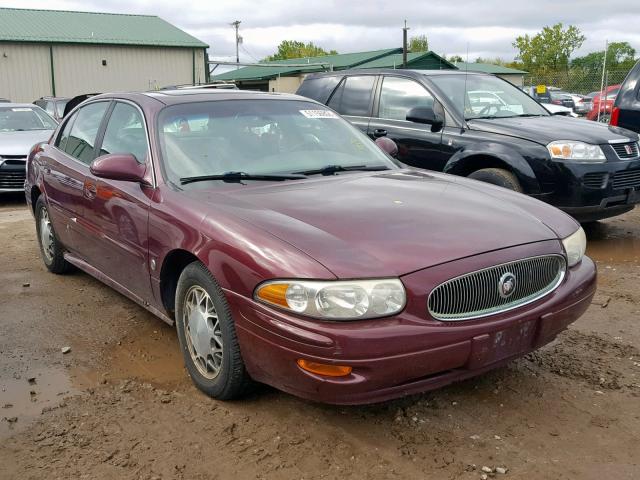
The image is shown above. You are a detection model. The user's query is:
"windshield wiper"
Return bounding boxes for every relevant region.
[514,113,545,117]
[292,164,390,176]
[180,171,306,185]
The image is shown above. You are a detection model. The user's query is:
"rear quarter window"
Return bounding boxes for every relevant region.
[327,76,376,117]
[296,76,342,103]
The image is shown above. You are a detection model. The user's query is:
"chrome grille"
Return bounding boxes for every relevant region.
[612,168,640,190]
[611,142,639,159]
[582,172,608,189]
[428,255,566,321]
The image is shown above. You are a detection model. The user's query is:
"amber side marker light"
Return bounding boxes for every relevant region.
[297,359,353,377]
[256,283,289,308]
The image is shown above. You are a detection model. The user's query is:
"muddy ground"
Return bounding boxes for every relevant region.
[0,192,639,480]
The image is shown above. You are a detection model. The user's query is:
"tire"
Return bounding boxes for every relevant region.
[468,168,523,193]
[598,114,611,124]
[175,261,252,400]
[35,196,72,274]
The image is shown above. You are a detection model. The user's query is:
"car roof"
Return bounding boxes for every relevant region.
[88,89,311,106]
[305,68,491,79]
[0,103,45,108]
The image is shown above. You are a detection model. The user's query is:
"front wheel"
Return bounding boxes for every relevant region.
[175,261,252,400]
[468,168,523,192]
[35,196,71,274]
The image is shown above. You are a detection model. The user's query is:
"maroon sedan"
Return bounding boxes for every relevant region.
[25,90,596,405]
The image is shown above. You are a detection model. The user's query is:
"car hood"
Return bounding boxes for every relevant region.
[467,115,638,145]
[190,170,574,278]
[0,130,53,156]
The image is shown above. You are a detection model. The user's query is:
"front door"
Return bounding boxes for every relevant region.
[83,101,153,300]
[368,75,448,172]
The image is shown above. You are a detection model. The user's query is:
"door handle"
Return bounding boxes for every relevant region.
[84,181,97,199]
[373,129,387,138]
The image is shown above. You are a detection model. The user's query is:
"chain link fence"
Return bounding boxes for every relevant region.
[523,69,629,95]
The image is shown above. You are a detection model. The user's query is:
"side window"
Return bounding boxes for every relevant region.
[100,103,149,163]
[56,112,77,152]
[327,76,375,116]
[378,77,435,121]
[64,102,109,165]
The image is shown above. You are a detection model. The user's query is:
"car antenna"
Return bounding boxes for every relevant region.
[462,42,470,130]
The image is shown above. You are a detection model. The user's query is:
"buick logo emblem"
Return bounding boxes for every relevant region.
[498,272,517,298]
[624,144,633,155]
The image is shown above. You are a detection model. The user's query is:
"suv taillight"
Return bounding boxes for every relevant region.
[610,106,620,126]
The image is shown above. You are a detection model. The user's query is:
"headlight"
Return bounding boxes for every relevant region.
[562,227,586,267]
[254,279,406,320]
[547,141,606,162]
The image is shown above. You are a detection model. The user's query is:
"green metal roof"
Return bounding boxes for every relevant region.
[213,48,402,82]
[450,62,527,75]
[354,51,457,70]
[0,7,208,48]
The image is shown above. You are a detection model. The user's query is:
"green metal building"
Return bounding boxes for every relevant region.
[0,7,208,102]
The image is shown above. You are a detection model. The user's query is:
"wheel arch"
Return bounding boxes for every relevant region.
[159,249,201,317]
[444,148,541,193]
[30,185,42,214]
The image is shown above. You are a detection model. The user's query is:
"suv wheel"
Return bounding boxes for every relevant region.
[175,261,252,400]
[35,196,72,274]
[468,168,523,192]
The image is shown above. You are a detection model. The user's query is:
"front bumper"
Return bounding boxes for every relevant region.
[534,156,640,222]
[229,242,597,405]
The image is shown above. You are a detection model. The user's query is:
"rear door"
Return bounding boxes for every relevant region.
[326,75,377,134]
[615,63,640,133]
[83,101,153,298]
[42,101,110,253]
[367,75,448,171]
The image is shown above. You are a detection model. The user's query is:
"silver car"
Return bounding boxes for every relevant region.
[0,104,57,192]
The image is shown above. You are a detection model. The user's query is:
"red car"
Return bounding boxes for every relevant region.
[586,84,621,122]
[25,91,596,405]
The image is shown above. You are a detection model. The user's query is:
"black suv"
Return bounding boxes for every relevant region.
[297,69,640,222]
[611,60,640,134]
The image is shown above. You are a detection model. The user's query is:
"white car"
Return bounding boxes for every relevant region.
[542,103,578,117]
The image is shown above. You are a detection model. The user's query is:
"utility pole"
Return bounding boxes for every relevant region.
[402,20,409,68]
[231,20,241,69]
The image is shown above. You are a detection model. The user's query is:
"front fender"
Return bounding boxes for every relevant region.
[444,142,541,194]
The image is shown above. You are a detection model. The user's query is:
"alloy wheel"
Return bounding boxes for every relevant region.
[182,285,224,379]
[39,208,55,262]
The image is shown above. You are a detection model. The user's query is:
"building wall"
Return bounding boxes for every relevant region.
[0,42,206,102]
[0,43,53,102]
[498,73,524,87]
[268,75,304,93]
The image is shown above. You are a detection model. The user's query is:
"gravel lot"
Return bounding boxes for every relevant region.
[1,192,639,479]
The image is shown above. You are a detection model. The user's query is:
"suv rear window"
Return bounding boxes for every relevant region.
[327,76,375,117]
[297,76,341,103]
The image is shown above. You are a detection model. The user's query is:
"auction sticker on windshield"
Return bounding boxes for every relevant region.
[300,110,339,119]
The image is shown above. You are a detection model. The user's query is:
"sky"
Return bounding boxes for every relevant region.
[3,0,640,68]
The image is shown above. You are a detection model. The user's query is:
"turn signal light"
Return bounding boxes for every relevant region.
[255,283,289,307]
[296,359,352,377]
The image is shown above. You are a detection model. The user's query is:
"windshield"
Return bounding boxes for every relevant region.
[0,106,57,132]
[158,99,396,185]
[429,75,549,120]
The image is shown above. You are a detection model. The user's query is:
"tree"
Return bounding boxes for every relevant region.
[264,41,337,61]
[408,34,429,52]
[571,41,637,70]
[448,55,463,63]
[513,23,585,72]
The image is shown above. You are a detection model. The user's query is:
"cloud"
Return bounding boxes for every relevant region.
[4,0,640,63]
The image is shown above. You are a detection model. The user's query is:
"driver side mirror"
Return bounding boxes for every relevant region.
[90,153,149,184]
[406,106,444,132]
